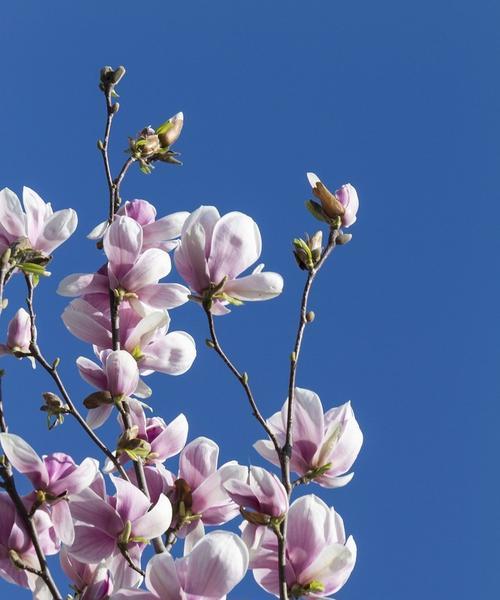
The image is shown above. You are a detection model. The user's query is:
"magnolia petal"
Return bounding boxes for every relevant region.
[137,283,190,311]
[179,437,219,489]
[112,476,151,524]
[51,500,75,545]
[149,413,189,462]
[105,350,139,397]
[69,525,116,563]
[140,332,196,376]
[23,187,50,244]
[143,211,190,245]
[57,273,109,297]
[208,212,262,283]
[62,300,112,347]
[132,493,172,540]
[223,271,284,301]
[121,248,171,291]
[0,188,26,238]
[38,208,78,254]
[0,432,49,488]
[76,356,108,390]
[104,216,143,276]
[87,220,109,240]
[86,404,114,429]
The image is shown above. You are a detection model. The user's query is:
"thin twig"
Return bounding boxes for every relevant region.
[0,375,62,600]
[24,276,130,482]
[204,306,282,459]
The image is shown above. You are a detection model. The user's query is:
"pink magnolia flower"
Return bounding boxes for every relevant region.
[306,173,359,228]
[0,433,98,545]
[76,350,140,429]
[111,531,248,600]
[69,476,172,569]
[0,493,59,591]
[243,494,356,598]
[62,300,196,377]
[0,187,77,255]
[0,308,35,367]
[60,548,113,600]
[255,388,363,488]
[224,466,288,521]
[169,437,247,533]
[174,206,283,315]
[58,216,190,316]
[88,199,189,253]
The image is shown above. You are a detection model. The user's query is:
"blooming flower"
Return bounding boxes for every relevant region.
[306,173,359,228]
[69,477,172,570]
[88,199,189,253]
[0,187,77,255]
[254,388,363,488]
[242,494,356,598]
[175,206,283,314]
[76,350,140,429]
[60,549,113,600]
[0,433,98,546]
[58,216,190,316]
[224,466,288,524]
[168,436,246,534]
[111,530,248,600]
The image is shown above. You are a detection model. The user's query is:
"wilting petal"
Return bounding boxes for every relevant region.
[104,216,143,277]
[140,332,196,376]
[208,212,262,282]
[0,433,48,488]
[76,356,108,390]
[105,350,139,397]
[38,209,78,254]
[178,531,248,598]
[223,271,283,301]
[121,248,171,291]
[132,494,172,540]
[57,273,109,297]
[51,500,74,545]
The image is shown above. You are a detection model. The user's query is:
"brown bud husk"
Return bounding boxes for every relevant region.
[312,181,345,219]
[83,390,113,409]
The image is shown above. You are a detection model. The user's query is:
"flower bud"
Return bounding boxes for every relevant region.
[156,112,184,148]
[6,308,31,355]
[336,232,352,245]
[104,350,139,399]
[307,173,345,218]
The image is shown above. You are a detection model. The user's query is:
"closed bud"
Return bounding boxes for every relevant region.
[307,173,345,218]
[306,311,315,323]
[111,102,120,114]
[156,112,184,148]
[111,66,126,85]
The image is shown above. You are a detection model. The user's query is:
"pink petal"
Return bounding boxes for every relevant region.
[70,489,122,535]
[86,405,114,430]
[143,211,189,245]
[105,350,139,397]
[51,500,74,545]
[62,299,112,348]
[132,493,172,540]
[69,525,116,563]
[145,552,181,600]
[38,209,78,254]
[51,457,98,496]
[179,437,219,489]
[136,283,190,311]
[104,216,143,278]
[23,187,50,244]
[121,248,171,290]
[57,273,109,297]
[76,356,108,390]
[0,433,49,488]
[208,212,262,283]
[150,413,188,462]
[0,188,26,239]
[112,476,150,524]
[140,332,196,376]
[223,271,284,301]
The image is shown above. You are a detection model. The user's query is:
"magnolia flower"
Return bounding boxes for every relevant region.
[0,308,35,367]
[69,477,172,568]
[62,300,196,377]
[111,531,248,600]
[0,433,98,545]
[76,350,140,429]
[0,493,59,591]
[254,388,363,488]
[58,216,190,316]
[243,494,356,598]
[0,187,77,255]
[88,199,189,253]
[224,466,288,524]
[60,549,113,600]
[306,173,359,228]
[169,437,247,533]
[175,206,284,315]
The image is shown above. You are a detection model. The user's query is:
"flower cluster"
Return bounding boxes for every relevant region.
[0,68,363,600]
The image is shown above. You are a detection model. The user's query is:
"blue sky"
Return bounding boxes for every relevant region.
[0,1,496,598]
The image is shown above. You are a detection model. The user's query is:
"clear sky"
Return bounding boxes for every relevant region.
[0,1,496,598]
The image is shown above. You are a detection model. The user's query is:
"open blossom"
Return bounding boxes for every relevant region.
[254,388,363,488]
[69,477,171,569]
[224,466,288,522]
[0,187,77,255]
[76,350,140,428]
[243,494,356,598]
[88,199,189,253]
[307,173,359,228]
[0,433,98,545]
[168,437,247,534]
[112,531,248,600]
[62,300,196,376]
[0,493,59,592]
[175,206,284,315]
[0,308,34,367]
[58,216,190,316]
